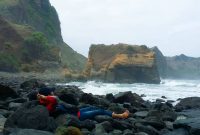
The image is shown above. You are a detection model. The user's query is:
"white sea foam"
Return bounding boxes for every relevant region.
[57,79,200,103]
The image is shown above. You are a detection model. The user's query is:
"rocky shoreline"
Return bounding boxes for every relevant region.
[0,78,200,135]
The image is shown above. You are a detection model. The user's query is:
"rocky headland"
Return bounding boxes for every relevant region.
[0,78,199,135]
[84,44,160,84]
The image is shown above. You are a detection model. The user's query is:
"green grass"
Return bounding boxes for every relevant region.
[0,52,20,72]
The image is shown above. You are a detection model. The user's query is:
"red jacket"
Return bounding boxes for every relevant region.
[39,96,57,113]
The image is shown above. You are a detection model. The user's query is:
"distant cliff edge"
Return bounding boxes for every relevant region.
[152,47,200,79]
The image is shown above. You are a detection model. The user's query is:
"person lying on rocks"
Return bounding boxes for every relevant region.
[37,93,129,120]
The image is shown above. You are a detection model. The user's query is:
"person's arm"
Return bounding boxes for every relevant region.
[37,93,47,100]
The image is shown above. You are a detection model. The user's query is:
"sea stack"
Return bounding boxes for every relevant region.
[84,43,160,84]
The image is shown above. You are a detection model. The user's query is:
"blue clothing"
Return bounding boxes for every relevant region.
[56,105,112,121]
[79,106,112,121]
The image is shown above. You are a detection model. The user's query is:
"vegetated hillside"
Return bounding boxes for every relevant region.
[0,0,86,72]
[0,15,61,72]
[84,43,160,84]
[166,54,200,79]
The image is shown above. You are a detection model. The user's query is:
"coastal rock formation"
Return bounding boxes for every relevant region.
[84,44,160,83]
[151,46,167,78]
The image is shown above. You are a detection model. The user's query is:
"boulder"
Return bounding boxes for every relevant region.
[135,123,159,135]
[140,117,166,130]
[96,121,113,133]
[111,119,133,130]
[0,109,11,118]
[123,129,134,135]
[134,111,148,118]
[106,93,114,102]
[134,132,149,135]
[64,114,96,131]
[4,101,57,135]
[79,93,98,105]
[174,117,200,135]
[162,128,189,135]
[0,115,6,132]
[20,79,45,90]
[8,102,22,111]
[81,128,91,135]
[55,86,83,105]
[147,110,177,122]
[55,126,82,135]
[95,115,113,123]
[0,84,18,100]
[64,114,82,128]
[110,129,123,135]
[81,119,96,131]
[113,91,144,107]
[9,129,54,135]
[93,123,107,135]
[175,97,200,111]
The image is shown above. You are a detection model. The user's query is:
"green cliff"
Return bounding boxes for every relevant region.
[0,0,86,72]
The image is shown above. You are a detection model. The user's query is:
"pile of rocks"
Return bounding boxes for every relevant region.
[0,79,200,135]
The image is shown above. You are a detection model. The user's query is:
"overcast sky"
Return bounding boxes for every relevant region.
[49,0,200,57]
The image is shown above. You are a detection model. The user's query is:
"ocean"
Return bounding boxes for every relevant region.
[57,79,200,104]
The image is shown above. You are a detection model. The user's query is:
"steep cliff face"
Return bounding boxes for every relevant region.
[0,15,61,72]
[166,54,200,79]
[0,0,86,72]
[84,44,160,83]
[0,0,62,44]
[151,46,167,78]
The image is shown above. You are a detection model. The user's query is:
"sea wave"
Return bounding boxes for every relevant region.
[58,79,200,102]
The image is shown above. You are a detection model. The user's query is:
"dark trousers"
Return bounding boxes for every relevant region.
[56,105,112,121]
[79,106,112,121]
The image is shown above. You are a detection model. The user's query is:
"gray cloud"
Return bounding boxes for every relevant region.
[49,0,200,57]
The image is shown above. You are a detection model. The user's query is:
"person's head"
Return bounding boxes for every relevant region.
[39,87,55,96]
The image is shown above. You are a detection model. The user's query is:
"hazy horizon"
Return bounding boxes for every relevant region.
[49,0,200,57]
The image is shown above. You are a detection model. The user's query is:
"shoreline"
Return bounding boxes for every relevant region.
[0,76,200,134]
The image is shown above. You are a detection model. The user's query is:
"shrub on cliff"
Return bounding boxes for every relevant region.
[0,53,20,72]
[22,32,49,62]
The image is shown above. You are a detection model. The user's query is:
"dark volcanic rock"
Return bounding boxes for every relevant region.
[135,123,159,135]
[79,93,98,105]
[20,79,45,90]
[134,111,148,118]
[9,129,54,135]
[162,128,189,135]
[175,97,200,111]
[141,117,166,130]
[95,115,113,123]
[0,84,18,100]
[111,119,133,130]
[55,85,83,105]
[4,101,57,135]
[174,117,200,135]
[113,91,144,107]
[93,121,113,134]
[173,109,200,134]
